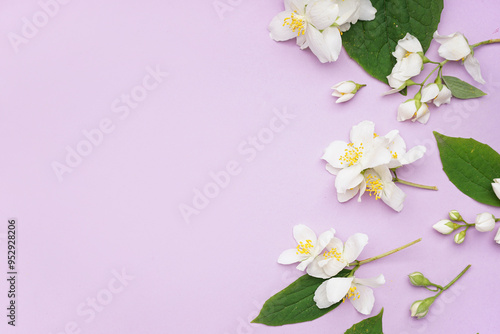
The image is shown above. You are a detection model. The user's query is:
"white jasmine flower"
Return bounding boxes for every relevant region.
[336,0,377,31]
[475,213,496,232]
[421,83,452,107]
[433,219,457,235]
[433,31,485,84]
[384,130,426,168]
[314,274,385,315]
[495,227,500,244]
[322,121,392,194]
[331,81,365,103]
[386,33,424,90]
[278,224,335,271]
[268,0,343,63]
[397,99,430,124]
[492,179,500,200]
[362,166,406,212]
[307,233,368,278]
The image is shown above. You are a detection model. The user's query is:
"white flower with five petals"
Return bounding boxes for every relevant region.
[322,121,392,194]
[278,224,335,270]
[314,274,385,314]
[433,31,485,84]
[269,0,343,63]
[307,233,368,278]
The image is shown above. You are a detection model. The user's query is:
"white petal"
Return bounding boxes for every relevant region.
[326,163,341,175]
[337,186,360,203]
[331,81,348,89]
[293,224,317,244]
[269,11,299,42]
[296,257,314,271]
[307,257,330,279]
[322,141,349,168]
[343,233,368,263]
[318,229,336,249]
[306,26,335,63]
[278,248,305,264]
[337,81,357,93]
[414,103,430,124]
[398,33,423,53]
[495,227,500,244]
[335,165,364,193]
[314,281,334,308]
[433,85,452,107]
[358,0,377,21]
[353,274,385,288]
[350,120,375,144]
[326,277,354,303]
[361,137,392,169]
[397,100,417,122]
[350,284,375,315]
[398,145,426,166]
[380,181,406,212]
[322,259,348,278]
[434,31,471,61]
[421,84,440,103]
[308,2,339,30]
[322,27,342,62]
[399,53,423,77]
[464,55,486,84]
[336,0,360,25]
[492,182,500,200]
[336,94,355,103]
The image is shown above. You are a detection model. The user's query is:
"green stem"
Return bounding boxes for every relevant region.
[393,178,438,191]
[429,283,444,291]
[443,265,471,291]
[350,238,422,267]
[472,39,500,48]
[419,64,441,89]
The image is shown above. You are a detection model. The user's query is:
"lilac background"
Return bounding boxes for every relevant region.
[1,0,500,333]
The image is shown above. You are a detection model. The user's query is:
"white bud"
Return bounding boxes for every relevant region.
[433,219,456,235]
[475,213,496,232]
[331,81,364,103]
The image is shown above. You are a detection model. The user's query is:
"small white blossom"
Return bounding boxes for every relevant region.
[433,219,456,235]
[421,83,452,107]
[433,31,485,84]
[386,33,424,91]
[397,99,430,124]
[331,81,365,103]
[314,274,385,315]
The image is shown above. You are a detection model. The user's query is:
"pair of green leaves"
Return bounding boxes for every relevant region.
[434,133,500,207]
[252,270,384,333]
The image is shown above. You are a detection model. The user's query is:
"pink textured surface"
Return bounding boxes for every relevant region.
[1,0,499,333]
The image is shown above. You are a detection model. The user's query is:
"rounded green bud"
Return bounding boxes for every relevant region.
[454,230,466,244]
[408,272,432,287]
[449,210,462,221]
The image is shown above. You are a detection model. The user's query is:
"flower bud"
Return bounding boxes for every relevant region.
[495,227,500,245]
[475,213,496,232]
[331,81,365,103]
[410,296,435,319]
[454,230,466,244]
[448,210,462,221]
[408,272,432,287]
[433,219,458,235]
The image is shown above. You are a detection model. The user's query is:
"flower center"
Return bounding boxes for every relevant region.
[283,11,306,36]
[339,143,364,167]
[366,174,383,200]
[296,239,313,255]
[342,286,360,302]
[404,51,411,58]
[323,248,342,261]
[391,151,398,159]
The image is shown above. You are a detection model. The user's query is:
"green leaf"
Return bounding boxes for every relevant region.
[342,0,444,83]
[252,270,351,326]
[442,76,487,99]
[434,132,500,206]
[344,308,384,334]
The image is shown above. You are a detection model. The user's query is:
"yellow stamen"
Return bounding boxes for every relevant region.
[323,248,342,261]
[366,174,383,200]
[283,11,306,36]
[391,151,398,159]
[339,143,364,167]
[296,239,313,255]
[342,286,360,302]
